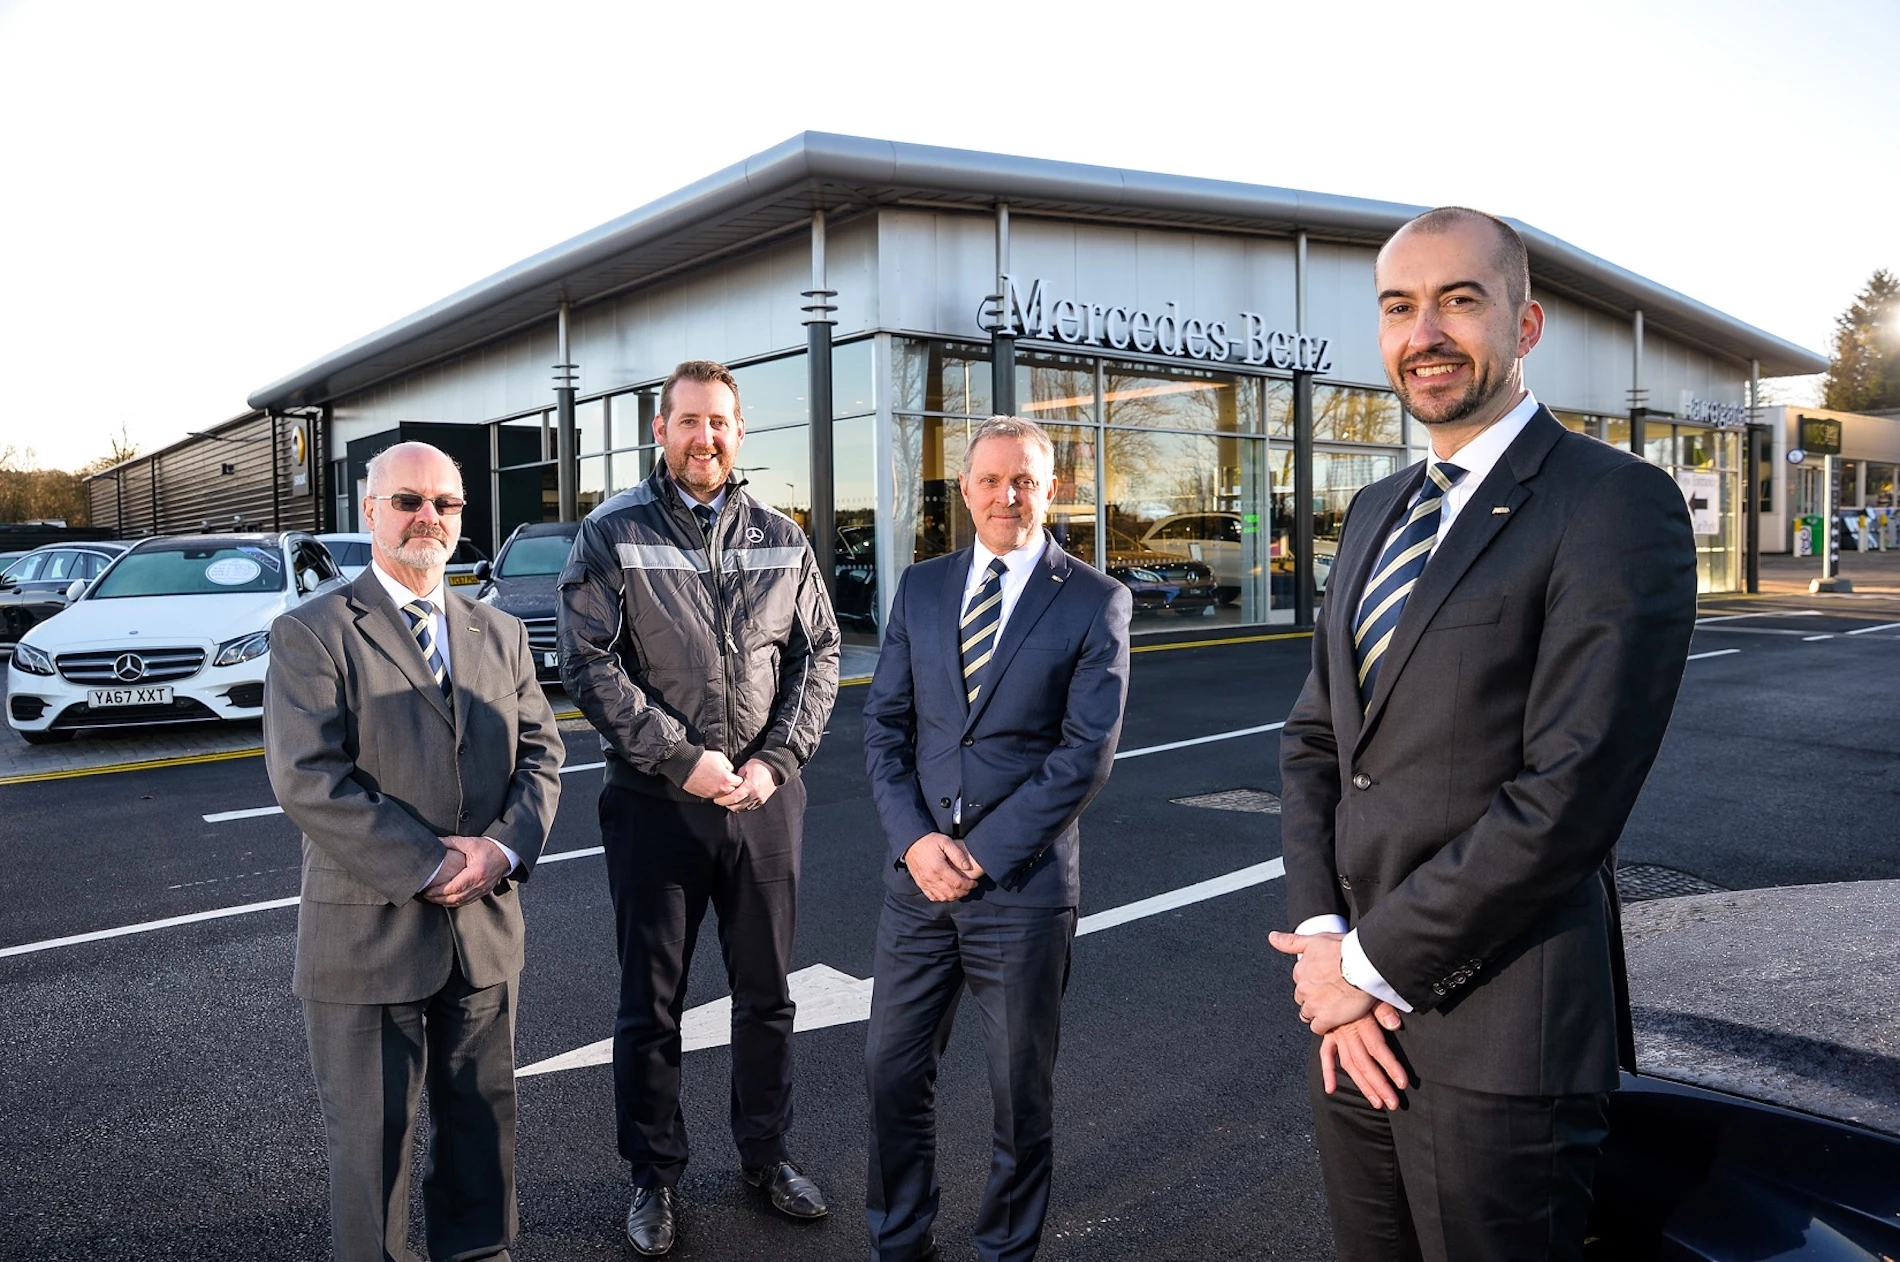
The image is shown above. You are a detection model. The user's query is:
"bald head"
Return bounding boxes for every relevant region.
[1380,207,1531,307]
[362,441,464,593]
[366,441,463,498]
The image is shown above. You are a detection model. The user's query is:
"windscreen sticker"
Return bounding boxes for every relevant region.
[205,557,262,586]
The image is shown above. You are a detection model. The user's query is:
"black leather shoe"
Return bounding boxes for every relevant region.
[624,1186,677,1256]
[741,1159,829,1220]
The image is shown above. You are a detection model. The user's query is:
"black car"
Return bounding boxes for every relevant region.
[1106,553,1219,618]
[474,521,581,682]
[0,541,129,656]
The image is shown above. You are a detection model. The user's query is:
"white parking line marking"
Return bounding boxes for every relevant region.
[0,897,300,959]
[1687,649,1741,661]
[1694,610,1823,624]
[1802,635,1836,642]
[1114,722,1285,760]
[1846,621,1900,636]
[515,857,1289,1076]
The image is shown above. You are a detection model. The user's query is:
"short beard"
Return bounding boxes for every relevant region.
[387,531,450,570]
[1397,364,1505,428]
[667,449,731,494]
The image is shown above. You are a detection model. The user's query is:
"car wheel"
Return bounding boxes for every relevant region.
[19,728,74,745]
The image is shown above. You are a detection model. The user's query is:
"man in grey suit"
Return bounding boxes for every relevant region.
[862,415,1132,1262]
[1270,209,1698,1260]
[266,441,563,1262]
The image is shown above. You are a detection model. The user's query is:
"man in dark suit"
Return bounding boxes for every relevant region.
[267,441,563,1262]
[1270,208,1698,1261]
[862,415,1132,1262]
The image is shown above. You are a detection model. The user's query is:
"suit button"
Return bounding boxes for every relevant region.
[458,808,470,823]
[939,797,952,808]
[1352,773,1372,790]
[1338,875,1352,890]
[458,741,467,754]
[961,737,975,747]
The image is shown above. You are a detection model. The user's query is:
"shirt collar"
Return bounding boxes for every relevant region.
[1432,389,1540,487]
[975,530,1047,577]
[369,558,445,611]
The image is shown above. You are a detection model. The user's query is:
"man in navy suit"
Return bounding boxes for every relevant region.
[862,415,1133,1262]
[1271,208,1698,1260]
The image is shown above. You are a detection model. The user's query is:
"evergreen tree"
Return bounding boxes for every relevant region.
[1821,269,1900,412]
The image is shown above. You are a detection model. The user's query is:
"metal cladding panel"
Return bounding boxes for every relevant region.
[1301,243,1385,388]
[1646,335,1749,411]
[1533,291,1637,416]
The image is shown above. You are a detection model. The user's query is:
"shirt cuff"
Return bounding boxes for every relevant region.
[1342,929,1413,1013]
[485,838,521,875]
[419,858,446,895]
[1295,914,1348,936]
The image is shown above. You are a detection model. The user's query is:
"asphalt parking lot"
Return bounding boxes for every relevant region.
[3,602,1898,1261]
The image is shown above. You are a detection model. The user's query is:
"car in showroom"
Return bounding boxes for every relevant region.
[5,532,344,744]
[1,541,129,658]
[314,531,489,587]
[472,520,581,683]
[1047,519,1220,618]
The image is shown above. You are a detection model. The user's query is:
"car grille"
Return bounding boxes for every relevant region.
[56,646,207,685]
[521,617,557,656]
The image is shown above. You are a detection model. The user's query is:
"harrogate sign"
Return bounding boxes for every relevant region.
[977,274,1332,373]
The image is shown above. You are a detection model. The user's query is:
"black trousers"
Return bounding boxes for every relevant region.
[599,779,804,1188]
[864,890,1076,1262]
[1309,1041,1609,1262]
[303,956,518,1262]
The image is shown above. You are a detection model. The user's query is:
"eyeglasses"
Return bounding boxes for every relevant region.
[373,493,466,515]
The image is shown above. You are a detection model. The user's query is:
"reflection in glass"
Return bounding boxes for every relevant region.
[576,399,606,456]
[1605,417,1632,449]
[1104,431,1267,621]
[894,338,992,416]
[1100,362,1260,434]
[1016,353,1094,426]
[498,465,558,537]
[730,353,808,431]
[612,449,654,495]
[578,455,606,517]
[1314,384,1403,444]
[833,416,878,638]
[891,416,1093,567]
[734,425,811,533]
[1270,447,1398,612]
[1264,378,1293,438]
[834,339,876,418]
[498,414,546,467]
[611,389,657,450]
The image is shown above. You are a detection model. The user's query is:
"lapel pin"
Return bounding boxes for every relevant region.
[1491,505,1511,515]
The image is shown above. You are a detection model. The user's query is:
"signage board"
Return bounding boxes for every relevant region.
[1676,470,1721,535]
[978,274,1331,372]
[287,421,313,497]
[1798,415,1843,455]
[1679,392,1749,429]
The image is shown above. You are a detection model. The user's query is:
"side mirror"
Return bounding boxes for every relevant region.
[65,579,88,602]
[473,559,492,581]
[298,569,321,594]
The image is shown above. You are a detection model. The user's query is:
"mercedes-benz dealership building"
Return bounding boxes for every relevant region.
[88,133,1827,639]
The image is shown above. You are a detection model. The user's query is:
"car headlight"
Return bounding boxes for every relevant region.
[12,641,54,676]
[214,630,271,667]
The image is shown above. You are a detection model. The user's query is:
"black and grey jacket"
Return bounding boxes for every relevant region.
[556,464,840,799]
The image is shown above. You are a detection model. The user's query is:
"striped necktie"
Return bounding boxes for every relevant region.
[400,598,454,704]
[1353,460,1465,711]
[692,503,717,537]
[959,557,1009,705]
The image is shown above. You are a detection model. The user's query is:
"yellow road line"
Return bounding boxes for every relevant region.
[1132,631,1311,654]
[0,746,264,786]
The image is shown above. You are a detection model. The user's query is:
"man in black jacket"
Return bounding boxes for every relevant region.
[558,360,841,1256]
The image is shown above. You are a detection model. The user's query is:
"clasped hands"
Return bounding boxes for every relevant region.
[423,835,513,908]
[683,750,778,813]
[1268,929,1411,1110]
[904,832,986,902]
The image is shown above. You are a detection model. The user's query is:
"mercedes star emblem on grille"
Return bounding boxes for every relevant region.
[113,652,147,682]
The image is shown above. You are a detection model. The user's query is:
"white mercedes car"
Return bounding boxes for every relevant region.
[5,532,344,745]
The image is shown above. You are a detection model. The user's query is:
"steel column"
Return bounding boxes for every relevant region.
[554,301,578,522]
[991,203,1015,415]
[803,210,837,597]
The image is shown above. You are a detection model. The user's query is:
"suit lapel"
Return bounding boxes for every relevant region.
[348,571,454,729]
[1357,409,1563,743]
[442,586,481,740]
[1329,474,1417,750]
[964,532,1068,735]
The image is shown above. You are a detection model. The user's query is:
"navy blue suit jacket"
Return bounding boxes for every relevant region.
[863,533,1132,907]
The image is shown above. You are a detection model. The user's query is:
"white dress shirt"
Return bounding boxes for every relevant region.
[370,559,521,883]
[1303,390,1541,1012]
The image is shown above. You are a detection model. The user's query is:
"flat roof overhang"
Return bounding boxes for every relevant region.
[247,132,1828,411]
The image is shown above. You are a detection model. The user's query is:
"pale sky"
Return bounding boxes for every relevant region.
[1,0,1893,472]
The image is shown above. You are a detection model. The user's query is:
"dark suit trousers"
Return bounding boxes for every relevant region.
[864,889,1076,1262]
[303,955,518,1262]
[599,780,803,1187]
[1309,1042,1608,1262]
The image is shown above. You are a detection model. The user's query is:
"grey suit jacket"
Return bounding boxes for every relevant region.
[863,533,1132,907]
[1280,409,1697,1095]
[266,569,563,1005]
